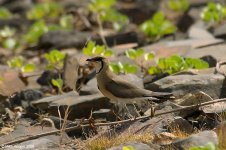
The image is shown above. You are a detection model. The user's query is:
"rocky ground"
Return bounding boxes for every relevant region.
[0,0,226,150]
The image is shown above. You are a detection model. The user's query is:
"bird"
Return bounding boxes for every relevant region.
[86,56,173,107]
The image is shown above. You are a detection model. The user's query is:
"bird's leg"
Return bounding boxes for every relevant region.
[124,104,133,119]
[132,103,141,117]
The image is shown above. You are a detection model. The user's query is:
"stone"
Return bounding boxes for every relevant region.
[32,92,112,119]
[145,74,225,99]
[169,116,193,134]
[63,55,79,91]
[172,131,218,149]
[0,119,70,147]
[0,68,26,97]
[188,26,215,39]
[185,44,226,61]
[108,142,152,150]
[153,132,177,145]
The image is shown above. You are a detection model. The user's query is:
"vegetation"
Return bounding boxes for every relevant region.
[0,7,12,19]
[189,142,215,150]
[7,56,36,73]
[201,2,226,24]
[51,78,64,94]
[44,49,65,71]
[140,11,177,41]
[83,41,113,57]
[88,0,128,31]
[26,2,63,20]
[167,0,189,12]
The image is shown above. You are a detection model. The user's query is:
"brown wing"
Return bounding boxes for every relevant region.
[105,77,156,99]
[105,77,173,100]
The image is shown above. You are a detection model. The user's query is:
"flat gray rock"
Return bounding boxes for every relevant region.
[145,74,225,99]
[32,92,111,119]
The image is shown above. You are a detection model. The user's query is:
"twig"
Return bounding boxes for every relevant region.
[1,98,226,147]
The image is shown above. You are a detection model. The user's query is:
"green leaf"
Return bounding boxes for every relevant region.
[167,0,189,12]
[93,45,105,55]
[7,56,24,69]
[123,64,137,74]
[109,63,120,74]
[26,2,62,20]
[24,20,48,45]
[0,7,12,19]
[83,41,96,56]
[148,66,160,75]
[22,64,36,73]
[189,142,215,150]
[126,49,137,59]
[136,48,144,57]
[102,49,113,57]
[122,145,135,150]
[3,38,18,50]
[152,11,165,25]
[51,78,63,89]
[144,52,155,61]
[44,49,65,70]
[0,26,16,38]
[60,15,73,29]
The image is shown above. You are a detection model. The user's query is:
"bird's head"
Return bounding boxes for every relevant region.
[86,56,107,74]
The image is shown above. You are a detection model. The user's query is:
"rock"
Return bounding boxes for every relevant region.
[38,30,139,50]
[108,142,152,150]
[9,89,44,108]
[0,68,26,98]
[3,137,73,150]
[153,132,177,145]
[214,23,226,39]
[188,26,215,39]
[32,92,112,119]
[38,30,91,50]
[172,131,218,149]
[63,55,79,91]
[145,74,225,99]
[37,70,59,86]
[185,44,226,61]
[169,117,193,134]
[0,119,70,147]
[92,109,115,121]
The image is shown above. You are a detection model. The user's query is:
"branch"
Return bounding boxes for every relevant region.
[1,98,226,147]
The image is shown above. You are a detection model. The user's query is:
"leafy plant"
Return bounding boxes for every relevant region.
[167,0,189,12]
[59,15,74,30]
[26,2,63,20]
[51,78,64,94]
[23,20,49,45]
[7,56,36,73]
[2,38,19,50]
[109,62,137,74]
[0,7,12,19]
[148,55,209,75]
[0,26,19,50]
[123,145,135,150]
[88,0,128,31]
[201,2,226,24]
[140,11,176,41]
[44,49,65,71]
[189,142,215,150]
[83,41,113,57]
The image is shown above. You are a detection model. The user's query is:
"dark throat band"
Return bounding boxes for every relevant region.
[96,61,104,74]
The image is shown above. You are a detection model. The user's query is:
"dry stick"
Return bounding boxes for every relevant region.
[1,98,226,147]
